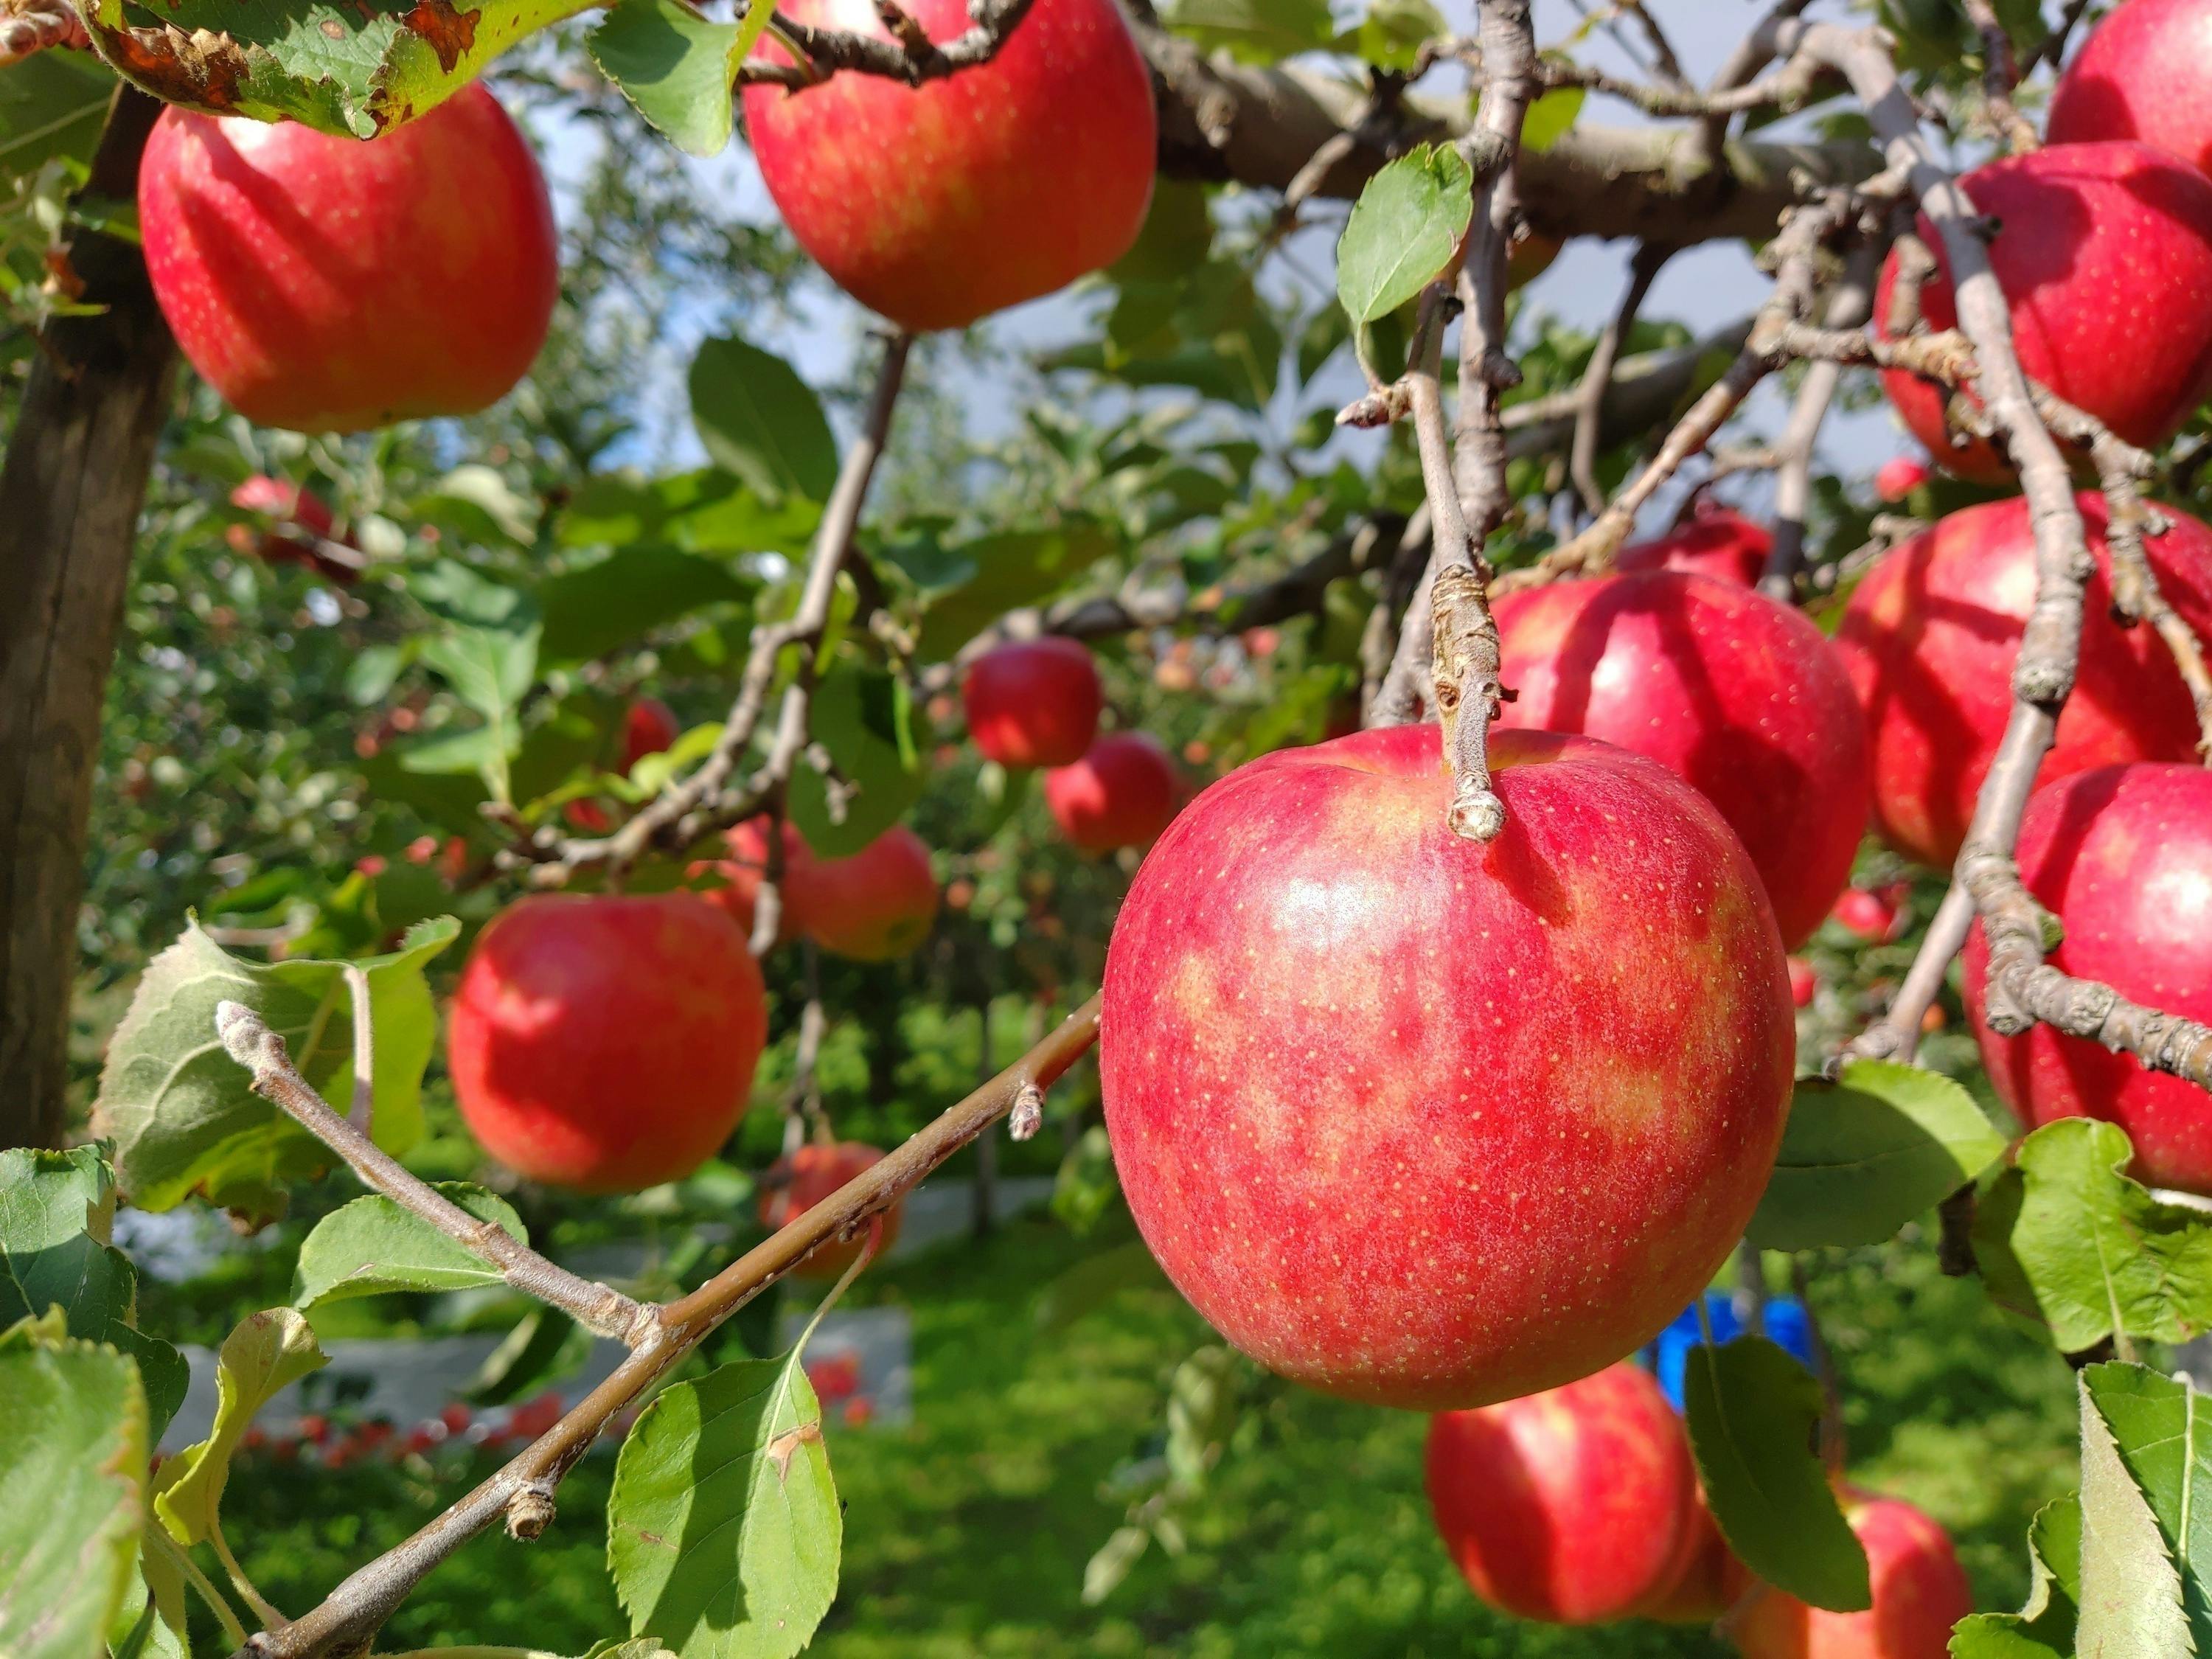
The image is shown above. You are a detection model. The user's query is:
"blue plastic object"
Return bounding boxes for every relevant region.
[1645,1291,1814,1411]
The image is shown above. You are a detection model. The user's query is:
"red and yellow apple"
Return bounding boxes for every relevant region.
[802,825,939,961]
[758,1141,905,1278]
[962,637,1103,768]
[1492,570,1871,949]
[740,0,1155,333]
[1613,504,1772,588]
[449,894,766,1192]
[1100,723,1793,1408]
[2049,0,2212,181]
[139,86,557,433]
[1834,491,2212,868]
[1045,732,1180,853]
[1964,762,2212,1193]
[1733,1491,1972,1659]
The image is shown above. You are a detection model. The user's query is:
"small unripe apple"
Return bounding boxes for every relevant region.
[1613,504,1772,587]
[2049,0,2212,181]
[1733,1490,1971,1659]
[693,816,817,947]
[802,825,939,961]
[1834,491,2212,867]
[758,1141,905,1279]
[740,0,1155,333]
[1492,571,1871,948]
[139,85,558,434]
[1965,763,2212,1193]
[448,894,766,1192]
[1045,732,1180,853]
[622,698,680,772]
[1102,723,1792,1408]
[1874,456,1932,504]
[1427,1361,1700,1624]
[961,638,1102,768]
[1872,142,2212,479]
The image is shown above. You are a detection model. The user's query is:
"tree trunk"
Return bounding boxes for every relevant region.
[0,86,175,1151]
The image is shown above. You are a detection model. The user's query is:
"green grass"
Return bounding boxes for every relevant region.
[217,1212,2082,1658]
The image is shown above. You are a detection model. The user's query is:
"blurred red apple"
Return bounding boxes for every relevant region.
[693,816,817,946]
[1614,504,1772,587]
[449,894,766,1192]
[2049,0,2212,180]
[622,698,680,771]
[1046,732,1180,853]
[1101,723,1792,1408]
[1874,456,1932,504]
[1733,1490,1971,1659]
[1829,888,1903,944]
[1789,957,1818,1008]
[803,825,939,961]
[139,86,557,433]
[759,1141,905,1278]
[962,638,1102,768]
[232,475,335,538]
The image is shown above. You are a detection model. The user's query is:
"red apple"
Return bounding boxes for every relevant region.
[1834,491,2212,868]
[1492,571,1871,949]
[231,475,335,538]
[622,698,680,772]
[1874,456,1932,503]
[802,825,939,961]
[758,1141,905,1278]
[138,86,557,434]
[1045,732,1180,853]
[1427,1361,1700,1624]
[740,0,1155,333]
[1100,723,1793,1408]
[692,816,817,947]
[1829,888,1903,944]
[1733,1491,1972,1659]
[1964,763,2212,1193]
[1871,142,2212,479]
[448,894,766,1192]
[1638,1489,1736,1624]
[962,638,1103,768]
[1614,504,1773,587]
[2049,0,2212,181]
[1789,957,1819,1009]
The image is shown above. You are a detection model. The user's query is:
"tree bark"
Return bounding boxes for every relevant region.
[0,86,175,1151]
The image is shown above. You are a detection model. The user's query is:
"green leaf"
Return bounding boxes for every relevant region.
[1746,1060,2006,1250]
[107,1546,188,1659]
[465,1304,596,1407]
[1335,144,1472,324]
[1107,181,1213,283]
[77,0,599,138]
[1972,1118,2212,1353]
[412,565,540,799]
[155,1308,326,1548]
[1157,0,1333,63]
[912,521,1119,663]
[293,1184,526,1310]
[91,915,459,1217]
[1518,84,1585,153]
[0,1147,187,1439]
[413,464,540,545]
[0,1334,146,1659]
[787,664,928,859]
[0,49,114,179]
[1684,1338,1869,1613]
[2075,1363,2195,1657]
[555,470,818,557]
[1335,0,1444,67]
[539,546,754,666]
[608,1346,841,1658]
[2078,1363,2212,1648]
[689,336,838,507]
[1950,1497,2081,1658]
[589,0,770,158]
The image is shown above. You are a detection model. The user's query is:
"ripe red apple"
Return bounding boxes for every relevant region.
[1733,1491,1972,1659]
[448,894,766,1192]
[622,698,680,772]
[692,815,817,947]
[1964,763,2212,1193]
[802,825,939,961]
[1100,723,1793,1408]
[1834,491,2212,868]
[1614,504,1772,587]
[1874,456,1932,504]
[1045,732,1180,853]
[1426,1361,1700,1624]
[1871,142,2212,479]
[962,638,1102,768]
[1492,571,1871,949]
[2049,0,2212,180]
[740,0,1155,333]
[758,1141,905,1278]
[1639,1489,1736,1624]
[1829,887,1905,944]
[1789,957,1819,1009]
[138,86,557,434]
[232,475,335,538]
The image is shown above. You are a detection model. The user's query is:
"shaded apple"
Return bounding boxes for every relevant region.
[1427,1360,1700,1624]
[1045,732,1180,853]
[758,1141,905,1279]
[449,894,766,1192]
[803,825,939,961]
[1964,763,2212,1193]
[1874,456,1931,504]
[1100,723,1793,1408]
[1871,142,2212,479]
[692,815,817,947]
[1829,886,1905,944]
[740,0,1155,333]
[231,475,335,538]
[139,86,557,433]
[1789,957,1818,1009]
[2049,0,2212,180]
[1834,491,2212,867]
[1614,504,1772,587]
[1492,570,1871,948]
[1733,1490,1971,1659]
[622,698,680,772]
[962,637,1102,768]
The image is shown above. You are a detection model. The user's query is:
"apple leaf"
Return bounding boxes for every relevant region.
[465,1304,597,1407]
[73,0,597,138]
[1683,1337,1869,1613]
[108,1543,189,1659]
[413,560,542,801]
[1950,1496,2081,1658]
[689,335,838,508]
[92,916,459,1220]
[1335,143,1472,325]
[555,470,820,558]
[292,1184,526,1310]
[0,49,114,181]
[1745,1060,2006,1251]
[2074,1363,2196,1657]
[0,1147,187,1440]
[1333,0,1444,70]
[607,1345,840,1659]
[588,0,771,159]
[1972,1118,2212,1354]
[1518,85,1585,154]
[0,1326,147,1659]
[787,664,929,859]
[904,521,1120,664]
[1156,0,1333,63]
[155,1308,326,1548]
[539,546,755,667]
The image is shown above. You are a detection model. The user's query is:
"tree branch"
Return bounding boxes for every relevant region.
[1571,243,1672,520]
[735,0,1037,87]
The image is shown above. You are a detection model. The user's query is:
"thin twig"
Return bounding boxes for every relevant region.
[736,0,1036,88]
[1840,883,1973,1067]
[2100,465,2212,756]
[1958,0,2039,155]
[1571,243,1672,520]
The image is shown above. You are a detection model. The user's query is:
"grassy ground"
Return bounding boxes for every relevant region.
[219,1209,2082,1659]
